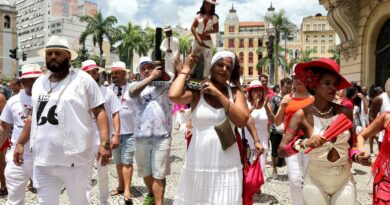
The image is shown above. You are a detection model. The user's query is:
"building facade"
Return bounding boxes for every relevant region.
[224,5,265,82]
[319,0,390,88]
[300,14,337,59]
[0,0,17,76]
[10,0,98,66]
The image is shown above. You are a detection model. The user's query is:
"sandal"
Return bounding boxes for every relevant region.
[110,189,124,196]
[0,187,8,196]
[124,195,133,205]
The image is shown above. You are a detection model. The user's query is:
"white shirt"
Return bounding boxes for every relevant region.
[133,84,172,138]
[0,90,32,160]
[160,36,180,79]
[195,14,218,34]
[93,86,121,146]
[30,68,105,166]
[109,83,137,135]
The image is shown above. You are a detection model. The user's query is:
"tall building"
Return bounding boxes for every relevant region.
[224,5,265,82]
[0,0,17,76]
[300,14,337,59]
[10,0,98,65]
[78,1,97,17]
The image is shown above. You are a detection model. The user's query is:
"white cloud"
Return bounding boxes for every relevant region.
[100,0,327,29]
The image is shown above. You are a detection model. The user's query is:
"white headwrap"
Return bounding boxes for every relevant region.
[211,51,236,68]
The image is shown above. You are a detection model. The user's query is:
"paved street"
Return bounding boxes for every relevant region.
[0,127,374,204]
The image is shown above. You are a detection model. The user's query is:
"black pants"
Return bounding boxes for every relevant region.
[270,132,283,158]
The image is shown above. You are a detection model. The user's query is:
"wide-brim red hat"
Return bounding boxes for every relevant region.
[295,58,351,90]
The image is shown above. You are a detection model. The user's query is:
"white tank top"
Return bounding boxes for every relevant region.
[380,92,390,113]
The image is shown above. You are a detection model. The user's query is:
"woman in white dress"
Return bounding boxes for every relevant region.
[245,80,274,174]
[169,51,257,204]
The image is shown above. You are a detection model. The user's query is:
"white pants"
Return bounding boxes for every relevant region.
[5,151,33,205]
[33,164,92,205]
[286,152,309,205]
[87,145,109,204]
[303,164,356,205]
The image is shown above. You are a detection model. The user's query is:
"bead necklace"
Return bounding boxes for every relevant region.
[313,105,333,116]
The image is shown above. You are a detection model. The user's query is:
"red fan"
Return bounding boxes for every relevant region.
[304,114,352,154]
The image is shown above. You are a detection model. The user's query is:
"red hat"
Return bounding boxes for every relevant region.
[295,58,351,90]
[246,80,266,92]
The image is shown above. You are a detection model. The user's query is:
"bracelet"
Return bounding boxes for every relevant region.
[179,72,189,76]
[225,102,231,115]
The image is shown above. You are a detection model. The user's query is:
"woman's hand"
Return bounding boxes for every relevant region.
[307,135,327,148]
[254,142,264,156]
[201,81,222,97]
[183,53,198,70]
[280,95,292,108]
[356,151,371,166]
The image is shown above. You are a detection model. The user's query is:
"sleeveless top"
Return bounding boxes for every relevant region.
[307,115,351,167]
[380,93,390,113]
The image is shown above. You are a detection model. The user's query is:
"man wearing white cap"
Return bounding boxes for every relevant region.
[0,64,42,205]
[108,61,137,204]
[160,25,179,80]
[82,59,121,205]
[129,57,172,205]
[13,36,111,204]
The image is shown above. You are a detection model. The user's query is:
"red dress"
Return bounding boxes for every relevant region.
[372,119,390,205]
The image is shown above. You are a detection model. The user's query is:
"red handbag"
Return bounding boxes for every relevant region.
[235,128,265,205]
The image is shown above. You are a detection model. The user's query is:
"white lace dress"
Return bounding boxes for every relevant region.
[173,87,243,205]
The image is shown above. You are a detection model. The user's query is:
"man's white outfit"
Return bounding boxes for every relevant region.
[1,90,33,205]
[30,68,105,205]
[160,36,180,80]
[89,85,121,205]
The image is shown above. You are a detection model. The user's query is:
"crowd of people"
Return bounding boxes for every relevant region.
[0,1,388,204]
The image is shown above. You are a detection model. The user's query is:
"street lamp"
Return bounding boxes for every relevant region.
[281,25,294,78]
[266,24,276,85]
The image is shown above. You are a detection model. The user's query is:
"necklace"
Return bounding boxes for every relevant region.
[47,74,66,95]
[313,105,333,116]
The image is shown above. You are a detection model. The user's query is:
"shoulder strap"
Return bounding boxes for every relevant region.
[227,85,233,103]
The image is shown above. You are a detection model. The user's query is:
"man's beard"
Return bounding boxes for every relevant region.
[46,59,70,73]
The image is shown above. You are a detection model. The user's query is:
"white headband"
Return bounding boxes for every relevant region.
[211,51,236,68]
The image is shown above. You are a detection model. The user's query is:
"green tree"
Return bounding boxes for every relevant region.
[79,10,119,62]
[116,22,150,72]
[328,48,340,65]
[179,34,193,61]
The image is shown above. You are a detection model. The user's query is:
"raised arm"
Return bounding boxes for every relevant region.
[274,94,291,126]
[128,69,161,97]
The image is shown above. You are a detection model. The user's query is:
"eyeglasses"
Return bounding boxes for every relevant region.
[117,86,122,97]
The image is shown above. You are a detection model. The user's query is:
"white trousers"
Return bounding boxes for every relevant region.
[86,145,109,204]
[5,151,33,205]
[33,163,92,205]
[286,152,309,205]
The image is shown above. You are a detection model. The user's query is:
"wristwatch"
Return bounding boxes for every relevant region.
[100,141,111,149]
[293,139,304,152]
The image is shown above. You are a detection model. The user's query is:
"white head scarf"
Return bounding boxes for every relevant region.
[210,51,236,68]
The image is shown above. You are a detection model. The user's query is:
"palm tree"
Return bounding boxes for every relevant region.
[179,34,194,61]
[328,48,340,65]
[116,22,149,71]
[265,10,290,83]
[79,10,119,62]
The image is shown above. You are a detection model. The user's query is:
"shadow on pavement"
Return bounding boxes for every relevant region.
[254,192,279,205]
[353,169,367,175]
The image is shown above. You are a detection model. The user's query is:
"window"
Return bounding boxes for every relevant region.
[229,26,235,33]
[322,24,326,30]
[289,50,294,59]
[249,39,253,47]
[239,52,244,63]
[306,24,310,30]
[228,39,234,48]
[321,46,325,53]
[4,16,10,29]
[313,35,318,45]
[258,38,262,46]
[249,52,254,63]
[249,67,253,75]
[306,36,310,43]
[321,35,325,43]
[329,35,334,43]
[313,46,318,53]
[295,49,300,58]
[239,39,244,48]
[313,24,317,30]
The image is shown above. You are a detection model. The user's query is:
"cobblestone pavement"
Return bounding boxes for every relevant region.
[0,128,375,204]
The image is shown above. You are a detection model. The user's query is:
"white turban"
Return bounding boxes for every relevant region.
[211,51,236,68]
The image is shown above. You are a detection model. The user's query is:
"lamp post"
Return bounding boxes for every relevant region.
[266,24,276,85]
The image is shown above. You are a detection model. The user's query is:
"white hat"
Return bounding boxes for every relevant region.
[38,36,78,60]
[136,57,154,73]
[205,0,219,5]
[111,61,128,72]
[20,64,43,79]
[81,60,105,73]
[163,25,172,32]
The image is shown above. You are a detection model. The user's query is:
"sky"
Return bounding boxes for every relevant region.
[90,0,327,29]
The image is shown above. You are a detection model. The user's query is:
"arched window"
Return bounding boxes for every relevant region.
[295,49,300,58]
[239,52,244,64]
[249,52,253,63]
[4,16,10,29]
